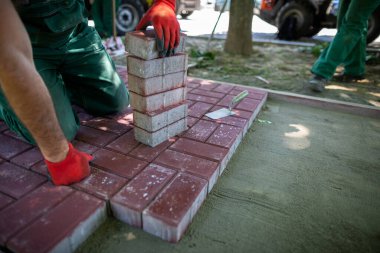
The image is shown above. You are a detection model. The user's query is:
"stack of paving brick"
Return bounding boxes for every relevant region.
[126,30,188,147]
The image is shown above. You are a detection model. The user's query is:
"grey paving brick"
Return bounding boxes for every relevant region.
[130,87,186,113]
[128,71,186,96]
[127,54,188,79]
[133,102,188,132]
[134,118,187,147]
[125,30,186,60]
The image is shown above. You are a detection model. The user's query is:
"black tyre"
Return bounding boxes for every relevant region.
[303,21,322,37]
[116,0,145,36]
[276,2,314,39]
[180,10,193,19]
[367,9,380,44]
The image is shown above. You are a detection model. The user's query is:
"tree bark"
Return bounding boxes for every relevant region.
[224,0,253,56]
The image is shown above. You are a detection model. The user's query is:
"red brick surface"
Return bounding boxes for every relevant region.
[143,173,208,242]
[0,183,73,244]
[0,162,46,199]
[7,191,106,253]
[91,149,148,179]
[0,67,267,249]
[111,164,176,227]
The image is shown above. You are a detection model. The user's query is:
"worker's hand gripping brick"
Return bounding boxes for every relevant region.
[136,0,180,57]
[45,143,92,186]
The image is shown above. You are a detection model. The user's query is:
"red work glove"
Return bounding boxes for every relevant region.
[136,0,180,57]
[45,143,92,186]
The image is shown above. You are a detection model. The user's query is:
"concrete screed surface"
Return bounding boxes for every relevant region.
[77,99,380,253]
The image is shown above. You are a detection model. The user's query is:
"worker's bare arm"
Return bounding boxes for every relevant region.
[0,0,68,162]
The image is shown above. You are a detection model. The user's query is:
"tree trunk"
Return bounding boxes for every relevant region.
[224,0,253,56]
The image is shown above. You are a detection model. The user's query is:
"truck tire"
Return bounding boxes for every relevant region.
[116,0,145,35]
[367,9,380,44]
[276,2,314,39]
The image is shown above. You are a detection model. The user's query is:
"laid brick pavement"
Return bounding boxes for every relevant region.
[0,67,267,252]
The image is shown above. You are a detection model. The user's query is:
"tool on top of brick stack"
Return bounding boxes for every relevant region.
[126,30,188,147]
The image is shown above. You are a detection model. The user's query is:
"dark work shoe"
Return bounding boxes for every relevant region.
[308,75,328,92]
[332,73,365,83]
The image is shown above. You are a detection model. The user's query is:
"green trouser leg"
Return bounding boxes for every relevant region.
[0,21,129,144]
[311,0,380,79]
[92,0,117,38]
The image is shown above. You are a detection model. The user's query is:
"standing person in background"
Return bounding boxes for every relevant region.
[308,0,380,92]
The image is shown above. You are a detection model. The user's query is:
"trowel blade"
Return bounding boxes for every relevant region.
[205,108,235,119]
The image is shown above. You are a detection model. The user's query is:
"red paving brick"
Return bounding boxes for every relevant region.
[0,70,267,248]
[183,119,219,142]
[91,149,148,179]
[0,134,32,160]
[169,138,228,164]
[106,129,141,155]
[73,167,128,200]
[0,162,46,199]
[207,124,243,148]
[84,117,133,135]
[143,173,208,242]
[154,149,219,192]
[7,191,106,253]
[0,183,73,244]
[129,139,176,162]
[10,147,43,169]
[186,93,220,104]
[76,126,119,147]
[188,102,213,118]
[111,164,176,227]
[0,193,13,211]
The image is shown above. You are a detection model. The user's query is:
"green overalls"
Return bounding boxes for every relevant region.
[92,0,116,38]
[0,0,129,143]
[311,0,380,79]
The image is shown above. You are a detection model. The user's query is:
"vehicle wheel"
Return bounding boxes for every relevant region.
[276,2,314,39]
[180,10,193,19]
[116,0,145,36]
[303,21,322,37]
[367,10,380,44]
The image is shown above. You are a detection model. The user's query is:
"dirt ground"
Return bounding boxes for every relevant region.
[115,37,380,107]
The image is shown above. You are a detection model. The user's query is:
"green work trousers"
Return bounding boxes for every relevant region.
[0,21,129,144]
[311,0,380,79]
[92,0,117,38]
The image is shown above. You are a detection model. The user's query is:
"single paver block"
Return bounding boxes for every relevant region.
[125,30,186,60]
[106,130,140,155]
[183,119,219,142]
[0,183,73,245]
[128,71,186,96]
[91,149,148,179]
[130,87,186,113]
[187,93,220,104]
[0,134,32,160]
[188,102,214,118]
[73,167,128,200]
[0,193,13,211]
[76,126,118,147]
[127,53,187,79]
[169,138,229,172]
[143,173,208,242]
[133,102,188,132]
[72,140,100,155]
[7,191,106,253]
[129,139,176,162]
[0,162,46,199]
[134,118,187,147]
[10,147,43,169]
[154,149,219,192]
[83,117,133,135]
[111,164,176,227]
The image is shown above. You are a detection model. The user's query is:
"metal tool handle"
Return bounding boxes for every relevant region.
[229,90,249,111]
